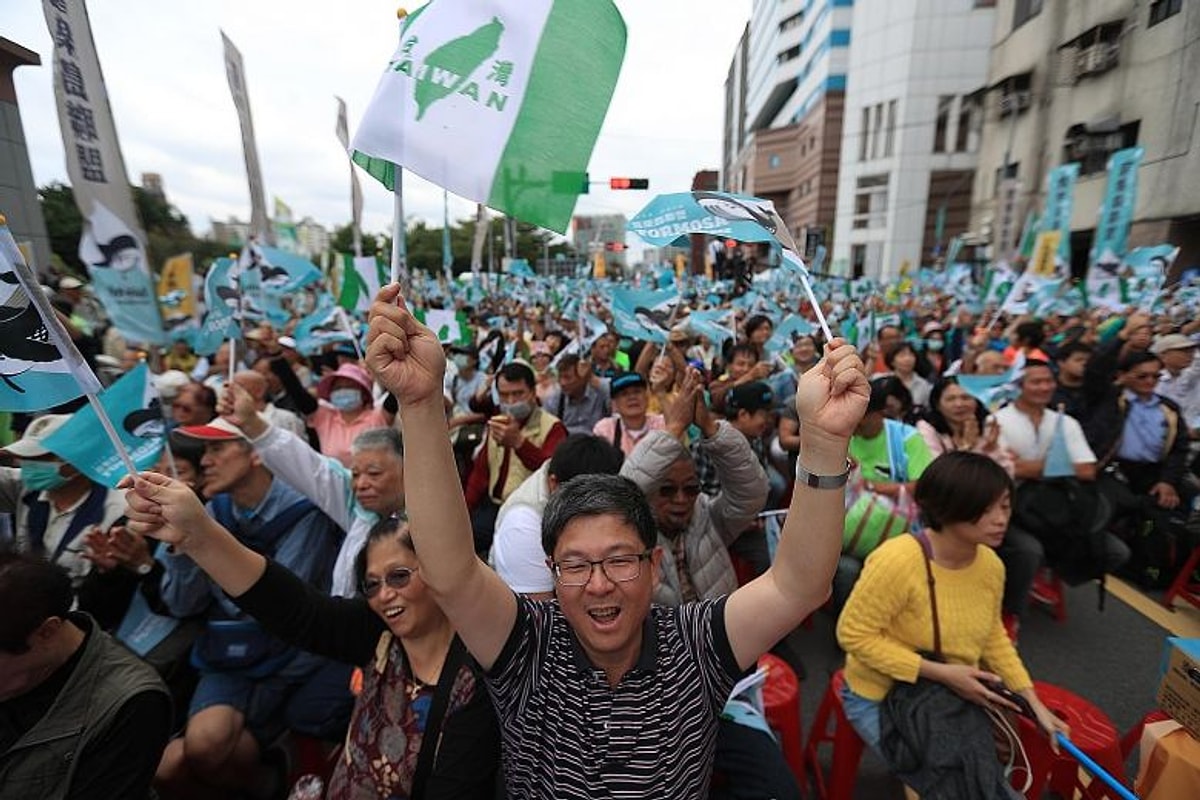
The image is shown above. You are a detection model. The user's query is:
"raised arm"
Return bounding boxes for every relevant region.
[724,339,868,669]
[366,284,517,669]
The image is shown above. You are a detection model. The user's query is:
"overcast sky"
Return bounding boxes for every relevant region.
[7,0,751,247]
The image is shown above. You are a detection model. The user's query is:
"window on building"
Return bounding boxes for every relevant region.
[997,73,1033,117]
[956,96,976,152]
[1012,0,1043,30]
[884,100,897,157]
[853,174,889,230]
[779,10,805,32]
[860,106,871,161]
[1149,0,1182,27]
[777,44,802,65]
[933,95,954,153]
[993,162,1018,198]
[871,104,884,159]
[1063,120,1140,176]
[851,244,867,278]
[769,154,782,169]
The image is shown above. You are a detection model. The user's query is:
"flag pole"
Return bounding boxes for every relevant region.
[390,7,409,290]
[0,216,139,479]
[337,307,365,362]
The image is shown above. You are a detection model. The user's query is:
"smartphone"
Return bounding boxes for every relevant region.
[984,681,1035,719]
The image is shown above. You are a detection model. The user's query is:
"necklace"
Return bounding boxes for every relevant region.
[405,675,431,702]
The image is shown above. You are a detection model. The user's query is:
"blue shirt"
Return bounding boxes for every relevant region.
[160,476,344,619]
[1117,390,1166,463]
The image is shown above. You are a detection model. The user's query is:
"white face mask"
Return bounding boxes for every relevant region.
[329,387,365,412]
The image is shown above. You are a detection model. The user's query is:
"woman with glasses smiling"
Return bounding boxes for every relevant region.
[119,475,500,798]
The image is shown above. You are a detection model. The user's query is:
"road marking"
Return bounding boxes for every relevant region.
[1107,576,1200,638]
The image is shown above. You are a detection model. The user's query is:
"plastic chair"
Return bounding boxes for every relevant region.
[1162,543,1200,610]
[1028,681,1128,800]
[803,670,865,800]
[758,653,804,786]
[1030,567,1067,622]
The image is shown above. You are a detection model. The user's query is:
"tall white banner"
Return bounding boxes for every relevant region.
[44,0,165,344]
[221,31,273,245]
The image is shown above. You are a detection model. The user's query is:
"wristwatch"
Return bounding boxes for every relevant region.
[795,459,853,490]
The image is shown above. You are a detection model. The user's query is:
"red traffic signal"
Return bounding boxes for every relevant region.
[609,177,649,190]
[604,242,627,252]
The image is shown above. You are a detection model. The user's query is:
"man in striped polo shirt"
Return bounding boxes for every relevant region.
[366,285,869,798]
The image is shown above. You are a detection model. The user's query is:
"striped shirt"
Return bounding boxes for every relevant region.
[486,595,741,799]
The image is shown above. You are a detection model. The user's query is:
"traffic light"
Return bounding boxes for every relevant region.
[609,177,649,190]
[604,242,627,252]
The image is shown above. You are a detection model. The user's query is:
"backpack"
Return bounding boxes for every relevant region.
[1012,478,1112,590]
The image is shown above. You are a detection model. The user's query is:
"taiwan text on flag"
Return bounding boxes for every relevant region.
[42,363,164,489]
[351,0,627,233]
[629,192,787,248]
[0,221,100,411]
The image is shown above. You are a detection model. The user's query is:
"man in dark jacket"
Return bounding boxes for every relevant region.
[0,552,171,799]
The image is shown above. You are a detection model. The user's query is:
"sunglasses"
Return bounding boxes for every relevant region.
[657,483,702,499]
[361,566,417,598]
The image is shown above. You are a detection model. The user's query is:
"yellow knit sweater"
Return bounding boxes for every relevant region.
[836,535,1032,701]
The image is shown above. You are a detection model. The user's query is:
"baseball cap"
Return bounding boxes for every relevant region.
[610,371,647,397]
[1151,334,1198,356]
[57,276,84,290]
[277,335,298,350]
[2,414,73,458]
[173,417,247,442]
[921,321,945,336]
[727,381,774,414]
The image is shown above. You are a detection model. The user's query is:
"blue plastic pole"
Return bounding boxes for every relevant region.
[1055,733,1138,800]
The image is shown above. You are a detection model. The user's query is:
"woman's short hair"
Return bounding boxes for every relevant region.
[744,314,773,339]
[542,474,656,556]
[921,377,987,436]
[352,513,415,595]
[883,341,917,371]
[351,427,404,458]
[914,451,1013,531]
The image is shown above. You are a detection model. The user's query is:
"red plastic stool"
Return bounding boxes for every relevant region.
[1162,543,1200,610]
[1011,715,1059,800]
[1031,568,1067,622]
[1027,681,1128,799]
[803,670,864,800]
[287,734,341,787]
[758,653,804,786]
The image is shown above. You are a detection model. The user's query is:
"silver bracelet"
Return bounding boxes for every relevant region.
[795,458,852,489]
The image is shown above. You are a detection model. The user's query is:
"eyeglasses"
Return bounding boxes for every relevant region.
[551,551,652,587]
[360,566,417,598]
[657,483,702,500]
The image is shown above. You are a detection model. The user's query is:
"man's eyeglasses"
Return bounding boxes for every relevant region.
[361,566,417,598]
[551,551,652,587]
[657,483,702,500]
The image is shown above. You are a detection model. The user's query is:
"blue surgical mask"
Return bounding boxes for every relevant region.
[452,354,471,370]
[329,388,365,412]
[21,461,70,492]
[499,401,534,422]
[925,339,944,352]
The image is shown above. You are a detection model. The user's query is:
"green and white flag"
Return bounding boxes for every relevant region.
[337,254,387,312]
[350,0,627,234]
[415,308,471,345]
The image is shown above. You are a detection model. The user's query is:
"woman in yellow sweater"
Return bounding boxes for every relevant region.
[836,451,1068,754]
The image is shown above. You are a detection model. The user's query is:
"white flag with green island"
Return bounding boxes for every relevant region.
[350,0,626,234]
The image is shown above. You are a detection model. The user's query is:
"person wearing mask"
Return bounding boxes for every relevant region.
[920,321,947,377]
[271,360,392,468]
[464,362,567,555]
[0,552,172,799]
[121,481,502,799]
[0,415,128,590]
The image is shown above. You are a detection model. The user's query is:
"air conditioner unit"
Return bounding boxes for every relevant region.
[1075,43,1118,78]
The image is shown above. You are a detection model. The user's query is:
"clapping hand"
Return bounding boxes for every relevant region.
[366,285,447,408]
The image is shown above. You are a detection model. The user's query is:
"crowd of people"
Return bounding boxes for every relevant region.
[2,263,1199,798]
